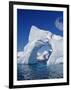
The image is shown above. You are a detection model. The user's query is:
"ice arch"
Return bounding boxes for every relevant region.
[28,40,52,64]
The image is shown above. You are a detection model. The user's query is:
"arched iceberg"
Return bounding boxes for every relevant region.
[17,26,63,65]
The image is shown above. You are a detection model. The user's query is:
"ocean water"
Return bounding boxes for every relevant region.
[17,62,63,80]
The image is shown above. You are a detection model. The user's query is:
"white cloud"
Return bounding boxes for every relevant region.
[55,18,63,31]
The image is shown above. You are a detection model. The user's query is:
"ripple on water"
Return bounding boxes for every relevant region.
[17,62,63,80]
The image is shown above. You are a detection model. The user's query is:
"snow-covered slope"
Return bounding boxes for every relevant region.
[17,26,63,65]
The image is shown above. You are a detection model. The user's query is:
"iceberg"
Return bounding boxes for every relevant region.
[17,26,63,65]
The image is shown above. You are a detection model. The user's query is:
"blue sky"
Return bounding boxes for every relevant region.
[17,9,63,51]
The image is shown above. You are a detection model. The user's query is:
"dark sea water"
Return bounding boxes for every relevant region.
[17,62,63,80]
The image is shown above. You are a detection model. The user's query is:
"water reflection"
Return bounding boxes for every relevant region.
[17,62,63,80]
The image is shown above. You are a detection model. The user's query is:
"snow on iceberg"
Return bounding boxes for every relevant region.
[17,26,63,65]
